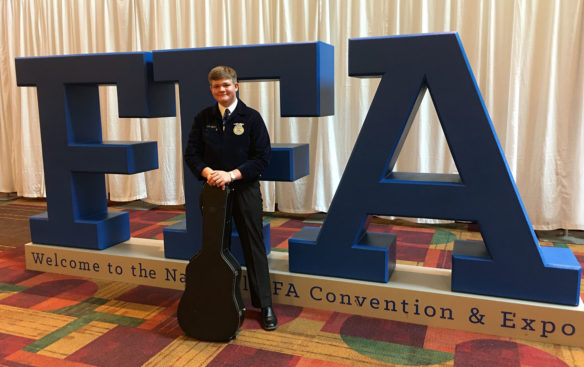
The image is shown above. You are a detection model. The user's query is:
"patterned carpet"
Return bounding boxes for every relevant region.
[1,198,583,366]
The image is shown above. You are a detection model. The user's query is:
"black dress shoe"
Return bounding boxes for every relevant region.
[261,306,278,331]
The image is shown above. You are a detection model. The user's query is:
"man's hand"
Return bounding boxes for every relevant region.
[207,170,231,190]
[202,167,241,190]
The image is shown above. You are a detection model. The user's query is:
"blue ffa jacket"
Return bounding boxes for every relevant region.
[184,100,271,183]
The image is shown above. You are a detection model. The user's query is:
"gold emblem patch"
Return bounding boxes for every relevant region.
[233,123,245,135]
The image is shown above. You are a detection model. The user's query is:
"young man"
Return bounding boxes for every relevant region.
[184,66,277,331]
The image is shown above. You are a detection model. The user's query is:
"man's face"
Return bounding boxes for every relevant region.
[210,78,239,107]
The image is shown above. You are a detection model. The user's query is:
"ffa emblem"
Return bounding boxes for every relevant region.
[233,123,245,135]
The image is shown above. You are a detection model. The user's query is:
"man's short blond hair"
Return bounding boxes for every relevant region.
[208,66,238,84]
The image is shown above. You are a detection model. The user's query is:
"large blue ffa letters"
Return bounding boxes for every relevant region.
[15,33,581,306]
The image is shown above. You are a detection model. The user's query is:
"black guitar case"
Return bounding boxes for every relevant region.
[177,183,245,341]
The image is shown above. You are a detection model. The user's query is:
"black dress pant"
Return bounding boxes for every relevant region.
[231,180,272,308]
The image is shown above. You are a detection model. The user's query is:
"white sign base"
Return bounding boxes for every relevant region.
[25,238,584,347]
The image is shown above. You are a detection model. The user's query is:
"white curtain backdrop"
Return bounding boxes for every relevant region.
[1,0,583,230]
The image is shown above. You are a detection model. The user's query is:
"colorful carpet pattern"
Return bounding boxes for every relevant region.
[1,199,583,366]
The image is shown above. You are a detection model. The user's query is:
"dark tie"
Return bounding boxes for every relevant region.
[222,109,230,131]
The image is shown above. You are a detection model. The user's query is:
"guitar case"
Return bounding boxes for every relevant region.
[177,183,245,341]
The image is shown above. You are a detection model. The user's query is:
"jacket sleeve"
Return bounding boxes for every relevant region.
[184,112,207,180]
[237,110,271,181]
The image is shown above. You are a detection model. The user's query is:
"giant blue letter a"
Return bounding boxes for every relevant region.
[289,33,581,306]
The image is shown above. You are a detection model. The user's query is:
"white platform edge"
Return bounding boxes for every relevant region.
[24,238,584,348]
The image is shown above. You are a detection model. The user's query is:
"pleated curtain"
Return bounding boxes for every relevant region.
[1,0,583,230]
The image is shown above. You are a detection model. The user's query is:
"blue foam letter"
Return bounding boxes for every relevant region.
[289,33,581,305]
[153,42,334,260]
[15,53,176,249]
